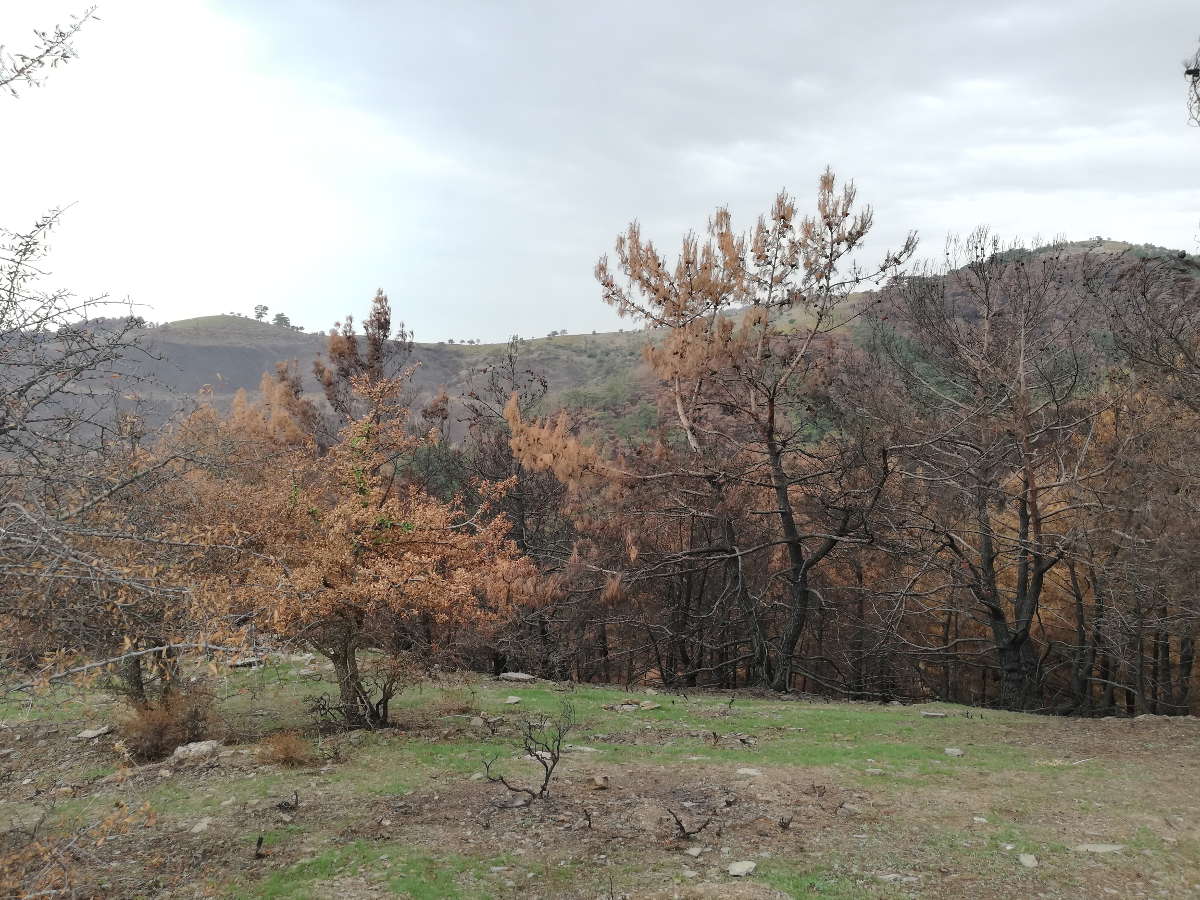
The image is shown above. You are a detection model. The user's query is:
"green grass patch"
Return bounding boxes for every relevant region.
[147,771,290,818]
[757,860,879,898]
[231,842,512,899]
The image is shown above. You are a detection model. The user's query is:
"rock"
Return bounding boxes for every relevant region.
[836,804,861,817]
[503,696,522,705]
[973,816,988,824]
[728,861,757,877]
[499,672,536,682]
[72,725,112,741]
[639,701,662,710]
[589,775,610,790]
[470,717,486,728]
[228,657,263,668]
[1072,843,1125,853]
[920,711,947,718]
[684,846,704,858]
[1018,853,1038,868]
[944,747,965,757]
[170,740,222,762]
[469,772,485,781]
[564,744,598,752]
[189,817,213,834]
[736,767,763,776]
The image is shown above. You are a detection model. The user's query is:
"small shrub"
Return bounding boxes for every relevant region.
[258,731,314,768]
[431,684,479,717]
[118,683,217,761]
[482,700,576,804]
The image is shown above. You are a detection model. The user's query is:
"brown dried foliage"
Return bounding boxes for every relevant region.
[118,683,217,761]
[257,731,315,768]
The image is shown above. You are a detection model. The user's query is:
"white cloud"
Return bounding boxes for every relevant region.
[3,0,466,331]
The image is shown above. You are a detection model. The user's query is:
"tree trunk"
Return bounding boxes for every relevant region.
[997,635,1038,710]
[1177,636,1195,714]
[122,654,147,705]
[331,651,367,727]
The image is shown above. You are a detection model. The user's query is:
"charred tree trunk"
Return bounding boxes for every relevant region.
[1177,636,1195,714]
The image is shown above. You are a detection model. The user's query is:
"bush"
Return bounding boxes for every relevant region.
[257,731,314,768]
[118,683,216,761]
[431,684,479,717]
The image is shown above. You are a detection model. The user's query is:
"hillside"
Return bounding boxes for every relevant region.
[139,317,640,398]
[130,307,811,438]
[122,315,653,434]
[3,666,1198,898]
[122,238,1199,428]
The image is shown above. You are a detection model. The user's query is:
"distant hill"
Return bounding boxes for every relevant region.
[121,239,1200,432]
[125,315,654,434]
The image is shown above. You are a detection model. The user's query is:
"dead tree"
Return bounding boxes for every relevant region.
[481,701,576,804]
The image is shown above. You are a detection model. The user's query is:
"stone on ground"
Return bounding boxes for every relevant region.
[170,740,222,762]
[72,725,112,741]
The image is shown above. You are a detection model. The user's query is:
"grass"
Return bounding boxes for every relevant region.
[757,861,881,899]
[0,683,115,723]
[460,685,1038,782]
[146,771,291,818]
[232,843,513,899]
[5,666,1199,898]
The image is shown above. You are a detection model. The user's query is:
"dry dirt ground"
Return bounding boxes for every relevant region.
[2,663,1199,898]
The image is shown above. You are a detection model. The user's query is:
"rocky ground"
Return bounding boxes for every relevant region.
[2,663,1199,898]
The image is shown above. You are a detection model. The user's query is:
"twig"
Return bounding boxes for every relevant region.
[666,807,713,839]
[8,643,242,693]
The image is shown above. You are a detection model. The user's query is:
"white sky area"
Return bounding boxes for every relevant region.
[3,0,1198,341]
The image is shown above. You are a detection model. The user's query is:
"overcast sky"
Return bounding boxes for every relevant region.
[4,0,1197,341]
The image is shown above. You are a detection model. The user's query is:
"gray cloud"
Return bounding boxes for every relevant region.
[216,0,1195,338]
[8,0,1196,340]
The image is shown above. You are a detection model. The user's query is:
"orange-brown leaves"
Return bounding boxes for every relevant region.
[200,377,541,662]
[504,394,607,489]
